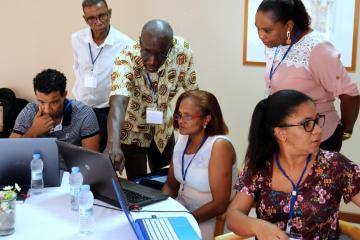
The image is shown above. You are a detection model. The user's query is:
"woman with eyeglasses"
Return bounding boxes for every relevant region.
[162,90,237,240]
[226,90,360,239]
[256,0,360,151]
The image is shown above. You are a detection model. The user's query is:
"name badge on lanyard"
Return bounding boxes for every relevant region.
[276,151,311,240]
[145,72,163,124]
[85,43,103,88]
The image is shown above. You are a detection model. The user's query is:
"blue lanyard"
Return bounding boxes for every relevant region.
[88,43,104,65]
[181,136,208,182]
[275,152,311,233]
[268,31,301,82]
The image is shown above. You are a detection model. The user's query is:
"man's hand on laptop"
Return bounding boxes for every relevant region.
[105,144,125,175]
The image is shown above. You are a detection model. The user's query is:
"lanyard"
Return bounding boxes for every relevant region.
[275,152,311,233]
[146,72,159,106]
[88,43,104,66]
[181,136,208,182]
[268,30,301,83]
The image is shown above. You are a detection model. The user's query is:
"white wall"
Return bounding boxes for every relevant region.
[1,0,359,213]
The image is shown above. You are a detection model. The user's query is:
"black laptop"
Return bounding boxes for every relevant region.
[0,138,61,195]
[56,141,168,208]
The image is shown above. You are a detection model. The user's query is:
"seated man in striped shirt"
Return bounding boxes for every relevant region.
[10,69,100,151]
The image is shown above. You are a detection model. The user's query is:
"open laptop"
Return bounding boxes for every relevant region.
[56,140,168,208]
[111,178,201,240]
[0,138,61,195]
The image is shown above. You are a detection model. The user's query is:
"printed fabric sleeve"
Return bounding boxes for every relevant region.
[334,153,360,203]
[309,42,359,97]
[110,48,134,97]
[79,107,100,139]
[12,104,36,135]
[182,45,198,91]
[234,165,259,199]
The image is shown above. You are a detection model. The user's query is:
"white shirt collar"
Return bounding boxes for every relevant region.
[85,25,115,47]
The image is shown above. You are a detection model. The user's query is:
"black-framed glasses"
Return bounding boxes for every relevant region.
[174,113,203,122]
[85,12,109,24]
[278,114,325,132]
[140,40,173,61]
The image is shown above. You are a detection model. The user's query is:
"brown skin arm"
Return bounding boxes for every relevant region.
[81,134,100,152]
[352,192,360,207]
[104,95,129,173]
[226,192,288,239]
[191,139,236,222]
[162,160,180,198]
[10,107,54,138]
[339,94,360,133]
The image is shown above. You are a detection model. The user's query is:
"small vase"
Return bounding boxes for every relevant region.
[0,193,16,236]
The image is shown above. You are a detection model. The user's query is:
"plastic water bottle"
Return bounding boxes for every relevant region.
[79,185,94,235]
[69,166,83,211]
[30,153,44,194]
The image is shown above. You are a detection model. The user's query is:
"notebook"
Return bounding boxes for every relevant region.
[111,178,201,240]
[56,140,168,208]
[0,138,61,193]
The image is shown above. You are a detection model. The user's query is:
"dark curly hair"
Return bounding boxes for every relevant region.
[258,0,311,31]
[33,69,67,96]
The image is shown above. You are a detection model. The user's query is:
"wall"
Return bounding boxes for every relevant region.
[1,0,359,213]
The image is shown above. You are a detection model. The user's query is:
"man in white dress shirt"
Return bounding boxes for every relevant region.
[72,0,133,151]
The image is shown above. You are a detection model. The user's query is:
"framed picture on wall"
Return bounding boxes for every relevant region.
[243,0,360,71]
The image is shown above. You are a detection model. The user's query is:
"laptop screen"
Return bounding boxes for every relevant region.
[0,138,60,189]
[111,178,145,240]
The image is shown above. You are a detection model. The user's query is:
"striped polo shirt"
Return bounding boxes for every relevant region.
[13,99,99,146]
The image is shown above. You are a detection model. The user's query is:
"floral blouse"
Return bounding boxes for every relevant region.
[234,150,360,239]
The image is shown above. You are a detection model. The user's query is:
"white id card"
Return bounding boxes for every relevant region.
[84,73,97,88]
[146,108,163,124]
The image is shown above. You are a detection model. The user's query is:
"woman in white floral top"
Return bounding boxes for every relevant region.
[255,0,359,152]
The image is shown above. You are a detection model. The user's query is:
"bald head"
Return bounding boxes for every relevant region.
[141,19,173,45]
[140,19,174,72]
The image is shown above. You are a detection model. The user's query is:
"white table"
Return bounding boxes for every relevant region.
[4,173,201,239]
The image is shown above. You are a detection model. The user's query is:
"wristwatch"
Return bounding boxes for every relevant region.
[342,131,352,140]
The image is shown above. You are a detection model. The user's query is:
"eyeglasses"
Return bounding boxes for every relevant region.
[174,113,203,122]
[140,41,173,61]
[278,114,325,132]
[85,12,109,24]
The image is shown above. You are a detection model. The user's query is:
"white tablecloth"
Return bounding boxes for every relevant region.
[3,173,201,239]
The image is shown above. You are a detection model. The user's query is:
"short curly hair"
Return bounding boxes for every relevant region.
[33,69,67,96]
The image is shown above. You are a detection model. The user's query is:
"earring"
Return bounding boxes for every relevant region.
[286,30,291,45]
[203,124,207,129]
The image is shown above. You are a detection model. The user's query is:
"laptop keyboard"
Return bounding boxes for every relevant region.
[123,189,150,203]
[142,218,179,240]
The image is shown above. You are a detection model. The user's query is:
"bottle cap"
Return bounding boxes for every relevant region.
[81,185,90,191]
[71,166,80,173]
[33,153,41,160]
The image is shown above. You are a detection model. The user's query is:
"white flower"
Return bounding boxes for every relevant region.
[3,186,13,191]
[14,183,21,192]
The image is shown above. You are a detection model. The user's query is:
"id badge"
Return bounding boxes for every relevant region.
[50,123,62,133]
[288,232,303,240]
[146,108,163,124]
[84,72,97,88]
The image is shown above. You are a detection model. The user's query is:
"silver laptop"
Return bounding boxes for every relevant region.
[111,178,201,240]
[56,140,168,208]
[0,138,61,192]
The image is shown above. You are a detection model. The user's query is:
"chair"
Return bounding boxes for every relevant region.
[214,220,360,240]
